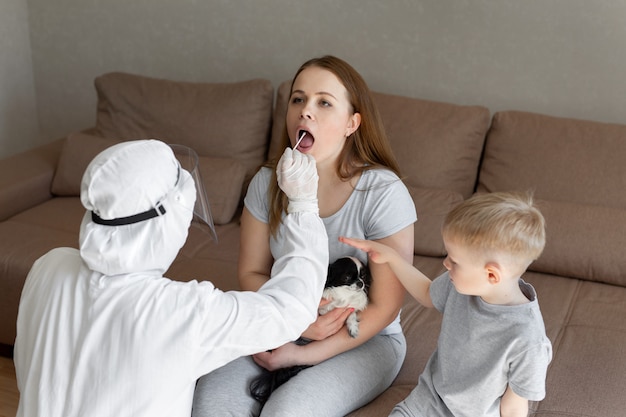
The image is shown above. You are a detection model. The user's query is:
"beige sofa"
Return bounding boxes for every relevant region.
[2,72,626,416]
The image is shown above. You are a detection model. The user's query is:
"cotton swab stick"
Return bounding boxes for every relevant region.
[294,130,306,151]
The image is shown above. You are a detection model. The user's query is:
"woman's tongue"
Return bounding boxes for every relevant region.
[296,132,314,151]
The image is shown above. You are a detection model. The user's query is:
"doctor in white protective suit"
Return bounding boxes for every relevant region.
[14,139,328,417]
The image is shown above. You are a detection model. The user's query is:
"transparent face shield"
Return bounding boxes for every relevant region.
[169,144,218,242]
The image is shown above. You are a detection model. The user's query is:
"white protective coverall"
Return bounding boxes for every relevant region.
[14,140,328,417]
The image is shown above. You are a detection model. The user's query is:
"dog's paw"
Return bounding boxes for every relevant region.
[346,312,360,338]
[348,327,359,338]
[318,303,334,316]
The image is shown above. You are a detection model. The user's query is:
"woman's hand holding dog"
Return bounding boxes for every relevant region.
[300,298,355,341]
[253,299,354,371]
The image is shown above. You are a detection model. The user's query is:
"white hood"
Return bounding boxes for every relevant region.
[79,140,195,276]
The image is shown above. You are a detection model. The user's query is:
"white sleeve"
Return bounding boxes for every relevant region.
[260,211,329,328]
[195,211,328,373]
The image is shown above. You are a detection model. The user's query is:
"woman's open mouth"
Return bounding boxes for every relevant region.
[294,129,314,151]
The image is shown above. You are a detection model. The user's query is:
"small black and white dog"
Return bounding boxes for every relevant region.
[249,256,372,405]
[318,256,371,338]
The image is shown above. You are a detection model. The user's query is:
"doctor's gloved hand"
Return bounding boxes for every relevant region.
[277,147,319,214]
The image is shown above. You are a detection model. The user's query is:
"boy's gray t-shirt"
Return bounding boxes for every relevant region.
[392,272,552,417]
[245,166,417,335]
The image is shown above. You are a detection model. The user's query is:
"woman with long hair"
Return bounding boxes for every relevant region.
[193,55,416,417]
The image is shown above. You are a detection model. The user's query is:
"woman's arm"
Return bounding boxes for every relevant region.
[500,385,529,417]
[254,224,414,369]
[238,208,273,291]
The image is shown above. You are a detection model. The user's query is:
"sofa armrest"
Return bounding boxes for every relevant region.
[0,138,65,221]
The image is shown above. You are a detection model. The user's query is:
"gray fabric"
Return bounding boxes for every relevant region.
[245,166,417,335]
[391,273,552,417]
[192,333,406,417]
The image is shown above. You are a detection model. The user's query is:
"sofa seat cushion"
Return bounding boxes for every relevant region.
[168,220,241,292]
[0,139,64,221]
[51,133,246,225]
[10,196,86,234]
[0,197,84,345]
[94,72,274,184]
[0,219,80,346]
[527,277,626,416]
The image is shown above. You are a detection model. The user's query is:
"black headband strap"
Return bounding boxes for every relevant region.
[91,204,166,226]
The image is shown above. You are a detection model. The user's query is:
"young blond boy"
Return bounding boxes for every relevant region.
[340,192,552,417]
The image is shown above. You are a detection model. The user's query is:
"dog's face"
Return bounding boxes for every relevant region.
[326,256,371,292]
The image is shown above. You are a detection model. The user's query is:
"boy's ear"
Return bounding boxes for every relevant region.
[485,262,502,285]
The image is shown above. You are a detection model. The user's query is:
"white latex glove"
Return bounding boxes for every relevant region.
[276,147,319,214]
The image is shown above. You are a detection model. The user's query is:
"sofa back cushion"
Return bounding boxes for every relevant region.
[51,132,246,225]
[270,81,490,256]
[373,92,490,199]
[478,111,626,286]
[94,72,273,185]
[268,81,291,163]
[51,132,121,196]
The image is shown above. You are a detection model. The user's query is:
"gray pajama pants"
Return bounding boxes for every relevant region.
[192,332,406,417]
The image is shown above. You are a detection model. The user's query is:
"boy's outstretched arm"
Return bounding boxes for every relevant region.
[339,237,433,308]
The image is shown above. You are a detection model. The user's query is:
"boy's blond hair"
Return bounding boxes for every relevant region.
[442,192,546,269]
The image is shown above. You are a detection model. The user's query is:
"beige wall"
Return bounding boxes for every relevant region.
[2,0,626,158]
[0,0,39,158]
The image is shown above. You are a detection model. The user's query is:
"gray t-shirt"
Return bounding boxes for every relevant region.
[245,166,417,334]
[391,272,553,417]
